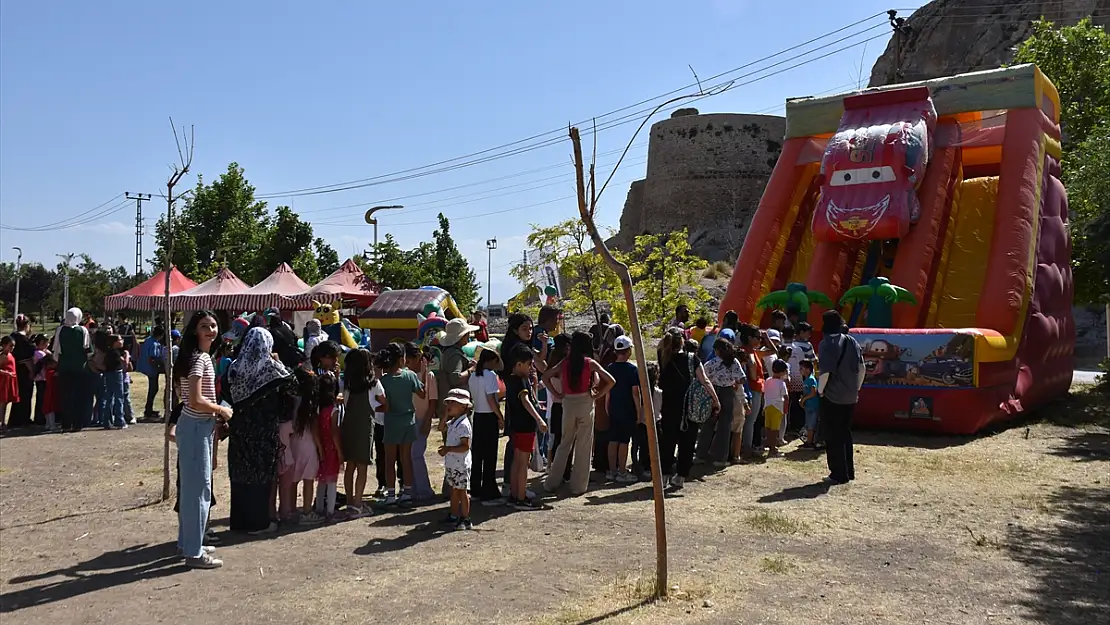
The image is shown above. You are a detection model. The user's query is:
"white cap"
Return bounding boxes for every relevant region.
[767,329,782,343]
[443,388,473,408]
[614,335,634,351]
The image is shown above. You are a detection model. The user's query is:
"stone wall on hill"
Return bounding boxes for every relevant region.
[608,108,785,262]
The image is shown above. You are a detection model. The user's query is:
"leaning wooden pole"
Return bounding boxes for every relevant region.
[570,126,668,597]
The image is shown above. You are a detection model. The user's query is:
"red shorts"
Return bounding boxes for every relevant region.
[511,432,536,453]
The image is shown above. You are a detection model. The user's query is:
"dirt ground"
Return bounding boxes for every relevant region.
[1,377,1107,625]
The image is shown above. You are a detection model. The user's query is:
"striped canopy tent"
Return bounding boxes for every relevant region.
[104,266,198,311]
[208,263,313,312]
[288,258,380,308]
[170,267,252,310]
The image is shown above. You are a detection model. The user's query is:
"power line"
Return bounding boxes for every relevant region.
[0,193,126,231]
[254,12,891,199]
[0,196,131,232]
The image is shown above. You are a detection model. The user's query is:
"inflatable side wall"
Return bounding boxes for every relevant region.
[719,65,1074,434]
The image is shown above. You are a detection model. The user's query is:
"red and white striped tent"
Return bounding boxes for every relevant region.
[170,267,252,310]
[208,262,313,312]
[104,266,198,311]
[288,258,380,308]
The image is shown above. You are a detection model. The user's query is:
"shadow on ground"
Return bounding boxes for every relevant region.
[0,541,184,613]
[1006,429,1110,625]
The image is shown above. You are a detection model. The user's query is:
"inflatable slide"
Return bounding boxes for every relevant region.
[720,65,1074,434]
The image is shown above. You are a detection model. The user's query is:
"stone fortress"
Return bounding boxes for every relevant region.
[608,108,785,262]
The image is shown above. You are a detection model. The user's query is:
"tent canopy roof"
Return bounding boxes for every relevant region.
[244,263,311,295]
[113,267,197,298]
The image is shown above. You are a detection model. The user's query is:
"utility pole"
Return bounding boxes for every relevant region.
[161,118,194,502]
[56,253,75,313]
[11,247,21,328]
[887,9,911,82]
[126,192,152,276]
[485,238,497,307]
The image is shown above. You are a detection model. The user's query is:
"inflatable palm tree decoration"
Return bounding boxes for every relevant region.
[757,282,834,322]
[839,276,917,328]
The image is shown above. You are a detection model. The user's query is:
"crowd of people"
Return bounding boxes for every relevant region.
[0,309,177,434]
[2,300,864,572]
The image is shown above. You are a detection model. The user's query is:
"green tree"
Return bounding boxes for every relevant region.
[151,162,339,286]
[430,213,480,312]
[510,218,621,327]
[624,228,711,332]
[357,215,480,311]
[314,238,340,277]
[1065,123,1110,301]
[1013,18,1110,149]
[1013,19,1110,301]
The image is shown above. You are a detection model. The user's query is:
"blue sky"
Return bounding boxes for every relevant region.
[0,0,917,305]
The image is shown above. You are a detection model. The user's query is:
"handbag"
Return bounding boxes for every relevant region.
[682,356,714,426]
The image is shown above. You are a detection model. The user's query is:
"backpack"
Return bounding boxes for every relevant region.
[683,355,714,426]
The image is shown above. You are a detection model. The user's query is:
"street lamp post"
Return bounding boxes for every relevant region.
[363,205,404,262]
[11,247,21,328]
[485,238,497,308]
[56,253,75,313]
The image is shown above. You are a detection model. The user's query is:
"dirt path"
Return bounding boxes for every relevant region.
[1,387,1106,625]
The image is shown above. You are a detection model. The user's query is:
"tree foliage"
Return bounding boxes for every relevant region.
[1065,123,1110,301]
[0,255,139,321]
[357,214,480,312]
[151,162,339,285]
[1013,18,1110,301]
[512,222,710,334]
[510,218,621,327]
[1013,18,1110,149]
[624,228,711,331]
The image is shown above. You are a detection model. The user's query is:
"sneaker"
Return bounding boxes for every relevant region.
[640,471,653,482]
[204,529,221,544]
[455,518,474,531]
[398,491,413,506]
[383,492,397,506]
[373,487,386,498]
[177,545,217,556]
[605,470,617,481]
[513,497,540,510]
[615,471,637,484]
[128,418,137,425]
[186,554,223,569]
[526,488,537,499]
[480,497,505,507]
[441,513,460,525]
[120,424,129,430]
[298,511,325,526]
[669,475,685,489]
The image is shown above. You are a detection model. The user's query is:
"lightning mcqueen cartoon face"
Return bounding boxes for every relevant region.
[812,87,937,243]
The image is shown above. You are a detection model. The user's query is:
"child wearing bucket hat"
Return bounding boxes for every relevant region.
[438,388,474,530]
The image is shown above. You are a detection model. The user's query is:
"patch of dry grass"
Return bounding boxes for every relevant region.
[759,554,799,574]
[744,509,804,534]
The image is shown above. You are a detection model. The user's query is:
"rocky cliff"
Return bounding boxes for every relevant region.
[869,0,1110,86]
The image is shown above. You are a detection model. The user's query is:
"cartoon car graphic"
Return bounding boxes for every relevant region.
[812,86,937,243]
[911,355,973,386]
[862,339,909,381]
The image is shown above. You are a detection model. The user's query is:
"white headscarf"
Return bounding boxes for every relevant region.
[228,327,292,404]
[64,307,82,327]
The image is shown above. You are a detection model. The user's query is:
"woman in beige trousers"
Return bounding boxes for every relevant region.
[542,332,615,495]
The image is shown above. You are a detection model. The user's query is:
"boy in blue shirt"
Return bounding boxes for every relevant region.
[605,336,640,484]
[799,359,820,449]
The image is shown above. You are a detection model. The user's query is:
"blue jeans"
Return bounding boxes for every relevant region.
[123,379,133,423]
[98,371,126,428]
[177,416,215,558]
[804,405,819,432]
[742,390,764,453]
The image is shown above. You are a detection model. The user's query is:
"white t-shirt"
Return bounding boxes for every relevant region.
[369,379,387,425]
[469,370,500,414]
[787,340,814,391]
[651,387,663,422]
[764,377,789,414]
[445,414,472,471]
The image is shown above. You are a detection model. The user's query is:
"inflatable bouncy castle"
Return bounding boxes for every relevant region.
[720,65,1074,434]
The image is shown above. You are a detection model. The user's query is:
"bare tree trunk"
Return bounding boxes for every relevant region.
[570,126,668,597]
